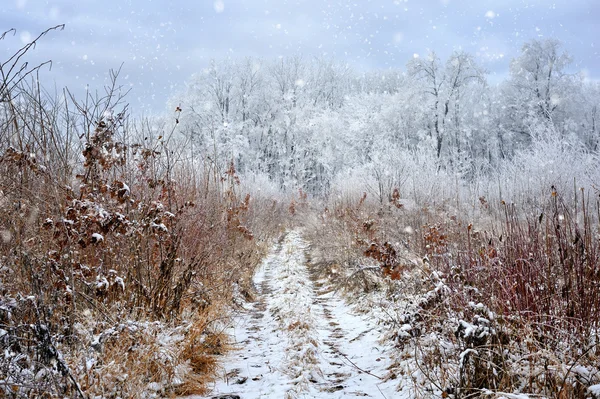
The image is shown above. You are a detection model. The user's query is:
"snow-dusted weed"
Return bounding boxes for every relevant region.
[307,191,600,398]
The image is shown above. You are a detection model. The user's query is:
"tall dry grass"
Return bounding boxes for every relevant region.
[307,188,600,398]
[0,27,282,398]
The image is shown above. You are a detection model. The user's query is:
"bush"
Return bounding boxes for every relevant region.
[0,28,276,398]
[308,188,600,398]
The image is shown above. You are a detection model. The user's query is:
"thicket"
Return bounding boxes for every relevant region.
[0,27,283,398]
[307,184,600,398]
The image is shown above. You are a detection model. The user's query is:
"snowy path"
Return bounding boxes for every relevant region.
[192,230,400,399]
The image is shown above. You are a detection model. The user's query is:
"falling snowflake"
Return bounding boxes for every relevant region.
[214,0,224,13]
[49,6,60,19]
[19,31,31,44]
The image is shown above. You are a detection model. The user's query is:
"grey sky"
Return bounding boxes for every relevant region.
[2,0,599,114]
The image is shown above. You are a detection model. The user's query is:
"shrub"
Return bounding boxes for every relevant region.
[0,27,273,398]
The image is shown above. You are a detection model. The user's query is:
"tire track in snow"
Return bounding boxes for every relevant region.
[189,230,400,399]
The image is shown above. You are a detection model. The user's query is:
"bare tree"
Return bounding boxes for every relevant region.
[509,38,571,121]
[407,51,485,158]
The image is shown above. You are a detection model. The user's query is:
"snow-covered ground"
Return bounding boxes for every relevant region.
[188,230,403,398]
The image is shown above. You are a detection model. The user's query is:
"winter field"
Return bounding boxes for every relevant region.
[1,25,600,399]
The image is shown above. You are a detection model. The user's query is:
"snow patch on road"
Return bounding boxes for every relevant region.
[188,230,405,398]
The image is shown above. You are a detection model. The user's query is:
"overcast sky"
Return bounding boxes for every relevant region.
[2,0,599,114]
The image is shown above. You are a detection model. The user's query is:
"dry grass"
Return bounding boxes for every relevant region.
[306,190,600,398]
[0,28,282,398]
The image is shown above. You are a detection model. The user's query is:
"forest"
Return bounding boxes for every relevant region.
[1,25,600,398]
[172,37,599,207]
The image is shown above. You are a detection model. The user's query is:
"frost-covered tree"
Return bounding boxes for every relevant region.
[407,51,485,158]
[580,82,600,151]
[503,39,573,140]
[562,78,600,151]
[169,47,598,201]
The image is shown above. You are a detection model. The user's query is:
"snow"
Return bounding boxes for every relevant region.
[115,277,125,291]
[214,1,225,13]
[459,348,478,365]
[485,10,496,19]
[96,277,109,291]
[151,222,168,232]
[120,182,131,197]
[186,230,404,398]
[589,384,600,395]
[19,31,31,44]
[487,393,530,399]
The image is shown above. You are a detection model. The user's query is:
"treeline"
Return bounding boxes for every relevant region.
[173,38,599,208]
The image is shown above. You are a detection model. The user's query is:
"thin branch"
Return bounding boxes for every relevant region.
[0,28,16,41]
[340,352,384,380]
[1,25,64,102]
